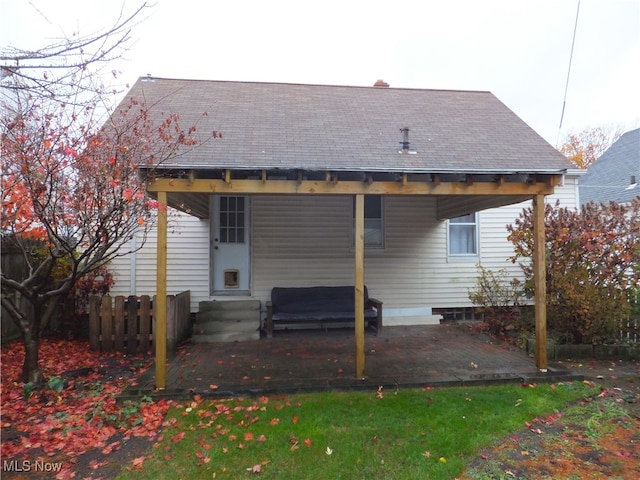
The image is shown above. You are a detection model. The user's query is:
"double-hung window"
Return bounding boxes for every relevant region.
[448,213,478,256]
[353,195,384,249]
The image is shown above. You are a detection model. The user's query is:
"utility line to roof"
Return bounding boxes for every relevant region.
[558,0,581,147]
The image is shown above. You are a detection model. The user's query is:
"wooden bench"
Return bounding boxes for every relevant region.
[264,286,383,338]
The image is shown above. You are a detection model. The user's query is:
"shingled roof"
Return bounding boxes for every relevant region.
[119,77,570,175]
[579,128,640,205]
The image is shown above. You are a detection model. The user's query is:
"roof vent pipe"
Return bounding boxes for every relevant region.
[400,127,410,152]
[627,175,638,190]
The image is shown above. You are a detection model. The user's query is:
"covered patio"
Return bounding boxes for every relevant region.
[120,324,580,401]
[149,180,554,389]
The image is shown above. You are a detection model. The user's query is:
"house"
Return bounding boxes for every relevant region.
[108,77,576,386]
[579,128,640,206]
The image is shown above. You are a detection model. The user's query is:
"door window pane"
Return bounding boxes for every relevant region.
[219,196,246,244]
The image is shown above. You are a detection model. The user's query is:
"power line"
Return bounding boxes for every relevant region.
[557,0,581,146]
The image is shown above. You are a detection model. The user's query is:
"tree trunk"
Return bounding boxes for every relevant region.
[23,335,43,384]
[19,298,61,384]
[20,305,43,384]
[3,283,70,384]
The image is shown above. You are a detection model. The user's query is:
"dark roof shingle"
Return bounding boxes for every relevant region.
[119,77,571,174]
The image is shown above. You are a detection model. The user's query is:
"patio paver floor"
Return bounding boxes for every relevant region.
[121,323,584,400]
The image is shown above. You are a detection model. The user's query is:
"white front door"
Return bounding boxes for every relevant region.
[210,195,250,294]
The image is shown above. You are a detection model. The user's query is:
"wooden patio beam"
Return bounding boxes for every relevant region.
[148,178,559,196]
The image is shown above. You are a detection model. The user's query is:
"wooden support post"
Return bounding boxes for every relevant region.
[354,194,366,378]
[155,191,168,389]
[533,194,548,372]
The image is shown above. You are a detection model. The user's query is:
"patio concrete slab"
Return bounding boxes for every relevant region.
[121,324,582,400]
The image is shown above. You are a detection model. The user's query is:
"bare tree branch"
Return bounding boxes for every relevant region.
[1,2,151,104]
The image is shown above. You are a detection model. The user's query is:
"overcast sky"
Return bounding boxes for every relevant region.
[1,0,638,147]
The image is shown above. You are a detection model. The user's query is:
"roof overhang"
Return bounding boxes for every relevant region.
[145,167,564,220]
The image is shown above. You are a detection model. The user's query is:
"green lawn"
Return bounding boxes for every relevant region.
[116,382,597,480]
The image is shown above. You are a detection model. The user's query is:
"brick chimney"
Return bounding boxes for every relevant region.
[373,79,389,87]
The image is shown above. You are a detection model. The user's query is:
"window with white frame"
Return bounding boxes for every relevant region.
[448,213,478,256]
[353,195,384,249]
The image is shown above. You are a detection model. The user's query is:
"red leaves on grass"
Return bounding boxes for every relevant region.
[131,456,146,469]
[0,339,170,469]
[525,412,564,434]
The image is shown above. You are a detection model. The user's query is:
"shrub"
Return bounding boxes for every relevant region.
[58,264,114,339]
[547,264,628,344]
[507,199,640,345]
[28,239,115,337]
[468,264,525,336]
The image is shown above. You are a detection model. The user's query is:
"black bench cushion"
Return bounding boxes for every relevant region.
[270,286,372,319]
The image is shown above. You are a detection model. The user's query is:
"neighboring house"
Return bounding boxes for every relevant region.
[109,77,576,323]
[107,77,575,381]
[579,128,640,206]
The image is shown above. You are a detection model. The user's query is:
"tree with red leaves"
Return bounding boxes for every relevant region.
[0,6,202,383]
[507,199,640,344]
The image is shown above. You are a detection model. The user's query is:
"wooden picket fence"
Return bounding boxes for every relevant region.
[88,291,191,354]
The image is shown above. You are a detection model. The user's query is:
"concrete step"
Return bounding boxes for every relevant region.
[193,318,259,335]
[196,308,262,323]
[198,300,261,312]
[192,330,260,343]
